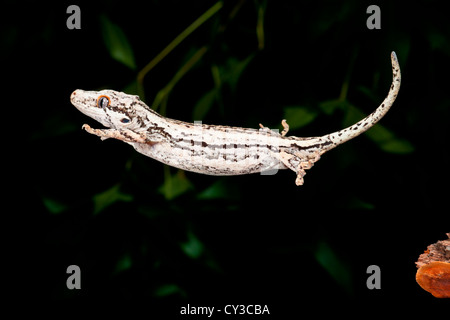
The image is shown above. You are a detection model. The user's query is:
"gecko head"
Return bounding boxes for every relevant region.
[70,89,151,130]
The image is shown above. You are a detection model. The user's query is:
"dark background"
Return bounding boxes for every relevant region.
[6,0,449,314]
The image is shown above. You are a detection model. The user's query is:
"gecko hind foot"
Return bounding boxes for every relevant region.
[281,119,289,137]
[295,170,306,186]
[294,151,321,185]
[259,119,290,136]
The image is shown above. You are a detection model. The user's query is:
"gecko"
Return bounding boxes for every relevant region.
[71,52,400,186]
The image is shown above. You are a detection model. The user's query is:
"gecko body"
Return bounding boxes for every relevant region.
[71,52,400,185]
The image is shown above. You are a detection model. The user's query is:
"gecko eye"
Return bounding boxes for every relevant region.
[97,95,111,109]
[120,118,131,123]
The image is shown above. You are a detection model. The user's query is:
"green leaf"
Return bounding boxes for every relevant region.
[256,0,267,50]
[154,284,185,297]
[217,55,254,92]
[376,138,415,154]
[122,79,139,96]
[318,99,349,115]
[342,103,414,154]
[114,254,132,274]
[197,179,239,200]
[314,241,352,293]
[192,89,218,121]
[365,124,415,154]
[42,197,67,215]
[100,14,136,70]
[159,168,193,200]
[152,46,208,111]
[225,55,254,92]
[92,184,133,215]
[283,106,318,130]
[180,231,204,259]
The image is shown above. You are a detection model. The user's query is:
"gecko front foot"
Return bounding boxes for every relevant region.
[82,124,110,140]
[82,124,149,144]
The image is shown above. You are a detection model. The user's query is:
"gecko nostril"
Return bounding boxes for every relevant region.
[71,90,78,100]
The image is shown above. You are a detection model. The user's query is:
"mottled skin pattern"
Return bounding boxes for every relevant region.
[71,52,401,185]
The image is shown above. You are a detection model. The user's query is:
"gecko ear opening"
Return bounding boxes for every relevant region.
[97,95,111,109]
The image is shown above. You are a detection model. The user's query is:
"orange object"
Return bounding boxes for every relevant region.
[415,233,450,298]
[416,261,450,298]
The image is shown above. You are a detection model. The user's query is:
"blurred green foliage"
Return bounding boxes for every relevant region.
[100,14,137,70]
[12,0,450,309]
[93,183,133,215]
[315,241,353,294]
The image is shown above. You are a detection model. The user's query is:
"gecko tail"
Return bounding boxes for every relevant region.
[320,51,401,154]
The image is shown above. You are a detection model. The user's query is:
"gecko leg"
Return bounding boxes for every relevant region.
[278,150,307,185]
[295,171,306,186]
[279,150,321,186]
[296,151,321,170]
[259,119,289,136]
[82,124,149,144]
[281,119,289,137]
[258,123,277,137]
[294,151,321,185]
